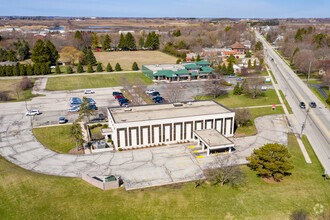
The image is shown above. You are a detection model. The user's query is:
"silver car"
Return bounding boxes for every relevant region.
[25,110,40,116]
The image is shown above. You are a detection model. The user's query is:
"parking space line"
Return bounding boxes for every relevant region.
[134,177,137,183]
[176,163,184,165]
[192,150,199,153]
[197,155,204,158]
[157,174,162,182]
[188,146,195,149]
[146,175,151,185]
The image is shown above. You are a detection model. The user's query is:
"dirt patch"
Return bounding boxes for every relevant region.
[68,147,85,155]
[262,177,283,184]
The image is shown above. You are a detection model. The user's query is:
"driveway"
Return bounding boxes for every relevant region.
[0,112,288,190]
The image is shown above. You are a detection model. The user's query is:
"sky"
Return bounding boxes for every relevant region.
[0,0,329,18]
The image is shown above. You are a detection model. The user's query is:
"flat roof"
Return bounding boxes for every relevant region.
[109,100,233,123]
[194,129,233,147]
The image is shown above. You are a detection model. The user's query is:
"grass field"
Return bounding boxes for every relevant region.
[309,87,330,108]
[94,51,178,70]
[235,106,285,136]
[198,89,281,108]
[279,89,294,114]
[0,79,37,102]
[269,70,277,84]
[46,72,153,91]
[32,125,75,153]
[0,133,329,219]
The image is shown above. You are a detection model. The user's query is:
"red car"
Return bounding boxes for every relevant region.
[115,95,124,99]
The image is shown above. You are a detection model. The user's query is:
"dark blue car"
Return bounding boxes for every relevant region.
[152,96,163,103]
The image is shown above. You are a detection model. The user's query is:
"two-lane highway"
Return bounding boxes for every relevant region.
[256,31,330,173]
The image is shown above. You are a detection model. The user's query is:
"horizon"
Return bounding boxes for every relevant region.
[0,0,329,18]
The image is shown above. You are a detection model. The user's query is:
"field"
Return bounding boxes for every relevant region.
[32,125,75,153]
[235,106,285,136]
[94,51,177,70]
[0,133,329,219]
[198,89,281,108]
[0,79,37,102]
[46,72,153,91]
[279,89,294,114]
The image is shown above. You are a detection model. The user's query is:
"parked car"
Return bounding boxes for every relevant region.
[121,103,129,107]
[236,77,243,81]
[91,114,106,122]
[150,91,160,96]
[112,91,123,96]
[114,95,124,99]
[84,89,94,94]
[152,96,163,103]
[145,89,156,94]
[67,106,80,113]
[25,110,41,116]
[229,74,236,78]
[87,98,96,105]
[59,117,66,124]
[70,97,82,107]
[118,98,129,106]
[88,104,98,110]
[299,102,306,109]
[309,102,317,108]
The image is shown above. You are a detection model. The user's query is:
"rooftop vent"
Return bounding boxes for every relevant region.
[173,103,183,107]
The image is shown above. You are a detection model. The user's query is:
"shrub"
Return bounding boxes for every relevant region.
[96,62,103,72]
[118,148,123,151]
[220,80,232,86]
[107,139,113,143]
[102,124,108,128]
[233,82,242,95]
[132,62,139,70]
[87,63,94,73]
[66,66,73,74]
[115,63,122,71]
[106,63,113,72]
[0,92,10,101]
[97,123,102,127]
[326,95,330,105]
[19,76,32,91]
[77,63,83,73]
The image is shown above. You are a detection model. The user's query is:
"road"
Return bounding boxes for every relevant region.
[256,31,330,173]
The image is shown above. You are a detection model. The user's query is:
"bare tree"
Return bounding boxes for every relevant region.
[203,79,227,99]
[235,108,252,127]
[14,83,21,100]
[243,78,264,99]
[205,155,245,187]
[165,83,184,103]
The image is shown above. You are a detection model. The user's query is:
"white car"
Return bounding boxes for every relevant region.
[84,89,95,94]
[145,89,156,94]
[25,110,40,116]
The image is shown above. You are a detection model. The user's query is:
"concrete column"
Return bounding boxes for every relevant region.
[197,74,200,80]
[207,148,210,156]
[158,76,160,81]
[177,77,180,82]
[198,139,201,147]
[207,75,210,80]
[202,142,205,151]
[188,75,191,81]
[229,147,232,153]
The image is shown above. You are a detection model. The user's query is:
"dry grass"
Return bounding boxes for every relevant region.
[94,51,177,70]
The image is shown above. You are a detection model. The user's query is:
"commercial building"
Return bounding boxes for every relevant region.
[107,100,235,155]
[142,61,216,82]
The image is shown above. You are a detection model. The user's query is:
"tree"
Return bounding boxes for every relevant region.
[6,50,17,62]
[115,63,122,71]
[227,62,234,75]
[206,155,245,187]
[313,33,327,48]
[255,41,263,51]
[77,63,83,73]
[74,31,82,40]
[102,34,111,50]
[69,120,84,151]
[253,59,257,68]
[138,37,144,48]
[222,63,227,75]
[14,40,30,60]
[164,83,183,103]
[132,62,139,70]
[85,49,97,65]
[79,97,96,122]
[124,32,136,50]
[96,62,103,72]
[247,143,294,181]
[266,33,271,42]
[233,82,242,95]
[227,55,235,64]
[118,33,125,50]
[248,59,252,68]
[87,63,94,73]
[31,40,47,63]
[19,64,27,76]
[196,54,201,61]
[45,39,59,64]
[235,108,252,127]
[144,32,159,50]
[243,78,264,98]
[61,46,84,66]
[203,79,227,99]
[66,66,73,74]
[106,63,113,72]
[260,58,264,66]
[245,51,251,58]
[191,56,195,62]
[173,30,181,37]
[176,59,181,64]
[290,209,309,220]
[91,33,99,49]
[55,63,61,74]
[19,77,32,90]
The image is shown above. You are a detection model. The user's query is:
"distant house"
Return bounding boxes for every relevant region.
[233,64,241,74]
[202,48,222,57]
[230,42,245,55]
[319,68,326,76]
[0,61,18,66]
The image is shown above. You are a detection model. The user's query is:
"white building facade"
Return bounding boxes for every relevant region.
[107,100,235,150]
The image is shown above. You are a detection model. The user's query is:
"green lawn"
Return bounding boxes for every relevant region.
[32,125,75,153]
[279,90,293,114]
[46,72,153,91]
[0,79,38,102]
[235,106,285,136]
[269,70,277,84]
[305,80,323,84]
[0,133,329,219]
[309,87,330,108]
[198,89,281,108]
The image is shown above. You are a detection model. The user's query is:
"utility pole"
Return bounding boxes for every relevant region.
[306,61,312,85]
[300,108,310,138]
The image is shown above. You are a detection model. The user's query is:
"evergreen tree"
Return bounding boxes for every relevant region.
[245,51,252,58]
[14,63,20,76]
[227,62,234,75]
[7,50,17,62]
[77,63,84,73]
[254,41,263,51]
[191,56,195,62]
[138,37,144,48]
[106,63,113,72]
[96,63,103,72]
[19,64,26,76]
[26,64,33,75]
[0,66,3,76]
[125,32,136,50]
[260,58,264,66]
[66,66,73,74]
[74,31,82,40]
[196,54,201,61]
[118,33,125,50]
[40,63,47,75]
[144,32,159,50]
[176,59,181,64]
[91,33,99,49]
[45,39,59,64]
[5,65,13,76]
[132,62,139,70]
[85,49,97,65]
[115,63,122,71]
[222,63,227,74]
[248,59,252,68]
[55,63,61,74]
[233,82,242,95]
[240,79,248,93]
[34,63,40,75]
[253,59,257,68]
[87,63,94,73]
[103,34,111,51]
